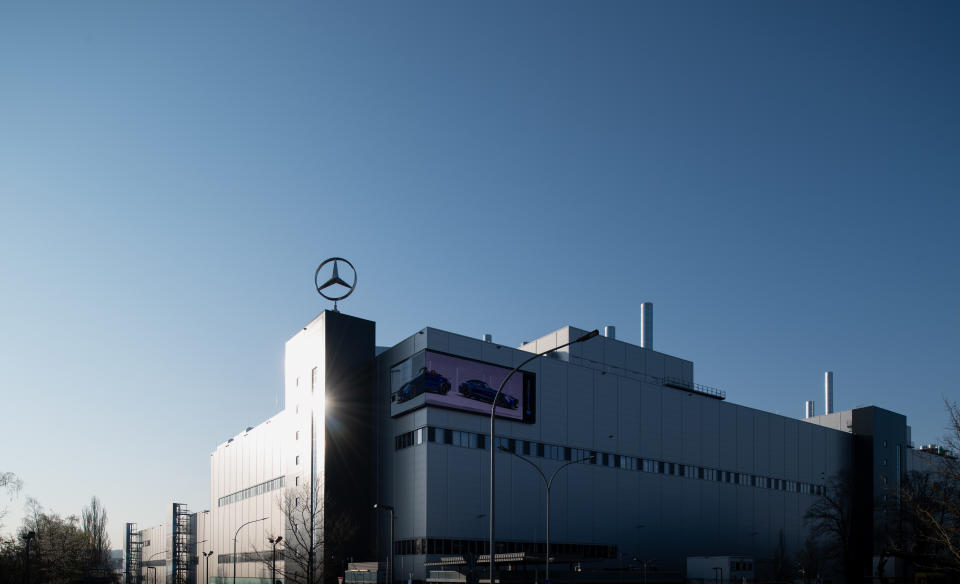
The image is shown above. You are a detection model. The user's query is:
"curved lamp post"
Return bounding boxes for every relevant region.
[146,551,165,584]
[489,328,598,584]
[202,551,215,584]
[233,517,268,584]
[268,537,283,584]
[498,446,594,582]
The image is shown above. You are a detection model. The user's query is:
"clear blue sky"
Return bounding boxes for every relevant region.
[1,1,957,548]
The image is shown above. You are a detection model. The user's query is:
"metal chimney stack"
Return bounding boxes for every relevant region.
[482,334,493,343]
[640,302,653,349]
[604,325,616,340]
[805,401,815,419]
[824,371,834,414]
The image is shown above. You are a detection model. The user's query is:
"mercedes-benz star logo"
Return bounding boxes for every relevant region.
[314,257,357,312]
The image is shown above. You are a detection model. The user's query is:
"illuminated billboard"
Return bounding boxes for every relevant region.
[390,350,536,422]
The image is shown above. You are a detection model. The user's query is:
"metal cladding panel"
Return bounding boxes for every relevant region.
[603,335,626,368]
[624,344,646,374]
[736,408,755,473]
[539,359,567,445]
[618,376,643,453]
[682,396,703,464]
[424,327,451,353]
[645,350,665,379]
[700,398,721,468]
[595,372,619,452]
[661,389,683,460]
[424,444,449,536]
[447,333,483,361]
[322,311,377,570]
[770,416,786,477]
[640,382,663,458]
[718,402,738,469]
[755,414,771,475]
[566,366,595,447]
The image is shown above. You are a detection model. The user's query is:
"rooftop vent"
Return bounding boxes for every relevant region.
[640,302,653,349]
[824,371,834,415]
[604,325,616,340]
[482,334,493,343]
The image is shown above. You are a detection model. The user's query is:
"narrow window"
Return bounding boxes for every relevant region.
[296,431,300,440]
[295,455,300,465]
[311,367,319,394]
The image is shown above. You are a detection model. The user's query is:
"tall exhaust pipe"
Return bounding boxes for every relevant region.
[805,401,815,419]
[825,371,834,415]
[640,302,653,349]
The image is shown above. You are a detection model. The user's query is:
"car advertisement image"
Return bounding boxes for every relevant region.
[390,350,533,421]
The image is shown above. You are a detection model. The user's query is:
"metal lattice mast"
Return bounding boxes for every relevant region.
[125,523,143,584]
[173,504,191,584]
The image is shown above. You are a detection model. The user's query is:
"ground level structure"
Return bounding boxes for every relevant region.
[126,306,933,584]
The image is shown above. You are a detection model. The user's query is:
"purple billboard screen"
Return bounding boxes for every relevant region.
[390,350,536,422]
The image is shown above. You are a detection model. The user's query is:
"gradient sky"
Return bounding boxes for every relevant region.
[1,1,958,548]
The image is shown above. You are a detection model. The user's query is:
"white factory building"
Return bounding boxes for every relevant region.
[124,304,929,584]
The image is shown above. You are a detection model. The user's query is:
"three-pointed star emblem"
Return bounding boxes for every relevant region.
[314,257,357,310]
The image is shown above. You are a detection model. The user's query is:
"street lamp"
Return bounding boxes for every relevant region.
[269,536,283,584]
[202,551,215,584]
[489,328,598,584]
[374,504,395,584]
[497,446,593,582]
[233,517,268,584]
[23,531,35,584]
[146,551,165,584]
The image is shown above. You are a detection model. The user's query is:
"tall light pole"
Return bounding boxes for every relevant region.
[233,517,268,584]
[374,504,395,584]
[202,551,215,584]
[489,328,598,584]
[498,446,594,582]
[146,551,165,584]
[269,536,283,584]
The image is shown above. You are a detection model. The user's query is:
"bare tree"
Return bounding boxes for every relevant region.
[804,470,858,584]
[261,482,358,584]
[897,399,960,573]
[0,472,22,531]
[81,495,111,566]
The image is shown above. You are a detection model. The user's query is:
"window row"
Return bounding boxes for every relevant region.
[217,475,285,507]
[395,427,826,497]
[394,537,617,559]
[218,550,274,564]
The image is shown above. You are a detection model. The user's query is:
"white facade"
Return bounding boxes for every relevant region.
[127,308,916,584]
[376,325,853,582]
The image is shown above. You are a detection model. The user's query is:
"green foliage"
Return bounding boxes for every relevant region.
[0,497,118,584]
